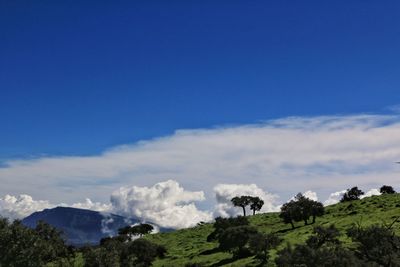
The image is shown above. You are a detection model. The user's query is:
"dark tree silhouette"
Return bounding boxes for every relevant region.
[231,196,252,216]
[380,185,396,194]
[347,224,400,266]
[118,223,154,239]
[218,225,258,258]
[340,187,364,202]
[207,216,249,242]
[249,196,264,215]
[279,200,301,229]
[0,218,70,267]
[249,232,281,264]
[122,238,166,267]
[279,193,324,228]
[311,201,325,224]
[275,225,364,267]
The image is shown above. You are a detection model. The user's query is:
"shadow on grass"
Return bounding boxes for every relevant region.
[210,250,252,267]
[200,247,221,255]
[210,257,238,267]
[275,226,300,234]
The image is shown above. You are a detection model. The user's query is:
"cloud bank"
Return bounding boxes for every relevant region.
[0,194,53,220]
[110,180,212,229]
[1,113,400,224]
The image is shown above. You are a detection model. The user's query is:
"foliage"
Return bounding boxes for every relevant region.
[248,232,281,263]
[118,223,154,239]
[279,193,325,228]
[207,216,249,242]
[122,238,166,267]
[146,193,400,266]
[275,225,364,267]
[347,223,400,266]
[82,224,165,267]
[341,186,364,202]
[380,185,396,194]
[231,196,252,216]
[231,196,265,216]
[249,196,264,215]
[0,218,71,267]
[217,225,258,257]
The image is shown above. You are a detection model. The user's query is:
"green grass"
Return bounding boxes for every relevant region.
[146,193,400,267]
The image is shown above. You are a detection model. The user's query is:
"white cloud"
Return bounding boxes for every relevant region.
[289,190,319,202]
[213,183,279,217]
[303,190,318,201]
[71,198,112,212]
[1,113,400,213]
[110,180,212,229]
[360,188,381,199]
[323,190,347,206]
[0,194,53,220]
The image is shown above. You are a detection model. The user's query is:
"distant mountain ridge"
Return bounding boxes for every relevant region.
[22,206,161,246]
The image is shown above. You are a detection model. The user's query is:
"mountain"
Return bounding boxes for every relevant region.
[146,193,400,266]
[22,206,140,246]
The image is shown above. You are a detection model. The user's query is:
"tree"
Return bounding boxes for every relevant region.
[122,238,166,267]
[118,223,154,240]
[231,196,252,216]
[279,200,301,229]
[275,225,364,267]
[217,225,258,258]
[347,224,400,266]
[249,232,281,264]
[306,225,341,249]
[310,201,325,224]
[207,216,249,242]
[0,218,70,267]
[380,185,396,194]
[249,196,264,215]
[279,193,324,228]
[340,187,364,202]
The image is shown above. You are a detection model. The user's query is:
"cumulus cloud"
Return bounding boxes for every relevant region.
[110,180,212,229]
[323,190,347,206]
[289,190,319,202]
[0,194,53,220]
[303,190,318,201]
[213,183,279,217]
[0,194,114,220]
[361,188,381,199]
[1,113,400,212]
[71,198,112,212]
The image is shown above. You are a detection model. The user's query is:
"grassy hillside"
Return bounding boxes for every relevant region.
[146,193,400,267]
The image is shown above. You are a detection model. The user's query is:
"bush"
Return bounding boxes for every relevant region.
[340,187,364,202]
[380,185,396,194]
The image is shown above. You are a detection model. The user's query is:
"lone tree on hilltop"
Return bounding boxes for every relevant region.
[380,185,396,194]
[250,196,264,215]
[231,196,252,216]
[280,193,324,228]
[340,187,364,202]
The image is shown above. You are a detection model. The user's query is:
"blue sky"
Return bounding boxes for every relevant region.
[2,1,400,159]
[2,2,400,227]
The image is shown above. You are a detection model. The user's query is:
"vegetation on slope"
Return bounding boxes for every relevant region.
[1,190,399,266]
[147,193,400,266]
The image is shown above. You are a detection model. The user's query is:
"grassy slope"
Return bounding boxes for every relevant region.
[147,193,400,267]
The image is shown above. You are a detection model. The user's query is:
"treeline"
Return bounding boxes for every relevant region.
[0,218,72,266]
[0,219,165,267]
[0,184,399,266]
[199,184,400,266]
